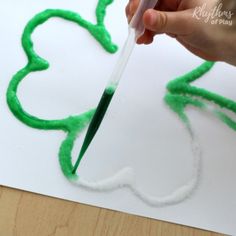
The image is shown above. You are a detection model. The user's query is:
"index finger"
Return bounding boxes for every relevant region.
[126,0,140,23]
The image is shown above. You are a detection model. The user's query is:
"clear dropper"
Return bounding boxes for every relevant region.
[107,0,160,90]
[106,28,136,90]
[72,0,159,174]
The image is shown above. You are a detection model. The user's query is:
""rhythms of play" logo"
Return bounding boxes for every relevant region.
[193,3,234,26]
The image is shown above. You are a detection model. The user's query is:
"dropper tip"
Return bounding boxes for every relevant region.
[72,151,85,174]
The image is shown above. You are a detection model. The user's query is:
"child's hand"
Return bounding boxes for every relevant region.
[126,0,236,66]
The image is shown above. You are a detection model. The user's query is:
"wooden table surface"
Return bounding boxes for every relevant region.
[0,186,223,236]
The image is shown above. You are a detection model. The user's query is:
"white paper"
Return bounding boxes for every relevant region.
[0,1,236,235]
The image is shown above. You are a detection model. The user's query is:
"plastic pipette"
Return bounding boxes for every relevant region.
[72,0,159,174]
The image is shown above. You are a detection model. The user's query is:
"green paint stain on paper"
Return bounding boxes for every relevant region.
[165,61,236,131]
[7,0,118,180]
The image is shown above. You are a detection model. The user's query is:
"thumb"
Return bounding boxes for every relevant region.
[143,9,195,35]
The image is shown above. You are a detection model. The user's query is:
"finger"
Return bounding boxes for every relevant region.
[128,0,140,23]
[143,9,194,35]
[129,0,140,15]
[137,30,155,44]
[125,4,129,17]
[125,4,131,22]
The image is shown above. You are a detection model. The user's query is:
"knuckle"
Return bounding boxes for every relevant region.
[158,12,168,30]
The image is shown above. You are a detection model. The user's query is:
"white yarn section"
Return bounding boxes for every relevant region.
[71,122,202,207]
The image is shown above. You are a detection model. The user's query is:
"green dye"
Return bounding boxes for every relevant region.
[6,0,118,180]
[164,94,206,123]
[165,61,236,131]
[72,85,115,174]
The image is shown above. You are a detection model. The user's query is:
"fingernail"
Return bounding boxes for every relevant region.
[149,12,157,27]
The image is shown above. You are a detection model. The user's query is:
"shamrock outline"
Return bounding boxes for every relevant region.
[7,0,118,180]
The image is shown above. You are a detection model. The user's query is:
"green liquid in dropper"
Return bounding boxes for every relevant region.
[72,85,115,174]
